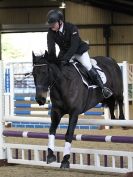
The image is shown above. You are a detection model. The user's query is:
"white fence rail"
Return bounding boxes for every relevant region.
[128,64,133,101]
[5,143,133,174]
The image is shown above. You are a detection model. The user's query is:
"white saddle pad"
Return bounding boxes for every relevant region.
[91,58,107,84]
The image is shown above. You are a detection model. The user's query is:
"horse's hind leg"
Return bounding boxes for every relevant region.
[105,97,116,120]
[118,96,125,120]
[47,109,64,164]
[106,95,125,120]
[60,113,78,169]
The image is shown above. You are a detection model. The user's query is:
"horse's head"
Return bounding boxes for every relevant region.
[32,51,49,105]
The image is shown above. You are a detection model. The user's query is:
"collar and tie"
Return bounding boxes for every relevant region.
[57,31,64,37]
[58,23,65,36]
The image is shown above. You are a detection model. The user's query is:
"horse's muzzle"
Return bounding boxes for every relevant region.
[35,97,46,106]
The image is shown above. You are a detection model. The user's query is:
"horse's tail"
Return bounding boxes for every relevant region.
[116,94,124,105]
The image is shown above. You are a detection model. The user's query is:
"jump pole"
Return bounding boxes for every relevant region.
[9,63,14,116]
[3,130,133,144]
[121,61,129,120]
[4,116,133,127]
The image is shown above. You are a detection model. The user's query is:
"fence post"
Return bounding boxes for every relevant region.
[9,63,14,116]
[0,60,7,161]
[123,61,129,120]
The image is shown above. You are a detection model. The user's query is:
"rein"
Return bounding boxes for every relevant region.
[14,64,47,84]
[15,72,33,84]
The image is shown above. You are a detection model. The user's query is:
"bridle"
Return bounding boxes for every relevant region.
[33,64,47,67]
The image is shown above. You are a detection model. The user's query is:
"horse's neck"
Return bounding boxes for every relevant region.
[49,64,63,83]
[50,64,73,91]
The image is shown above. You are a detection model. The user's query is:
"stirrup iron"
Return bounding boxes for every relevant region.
[102,87,113,98]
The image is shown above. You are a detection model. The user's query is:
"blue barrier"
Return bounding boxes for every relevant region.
[11,122,100,130]
[84,111,104,116]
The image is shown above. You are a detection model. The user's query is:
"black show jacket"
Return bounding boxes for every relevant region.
[47,22,89,61]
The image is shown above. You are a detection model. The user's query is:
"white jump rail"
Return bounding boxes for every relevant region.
[4,116,133,127]
[0,60,6,160]
[5,143,133,174]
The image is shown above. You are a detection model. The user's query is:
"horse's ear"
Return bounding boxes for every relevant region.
[44,50,49,61]
[32,51,36,65]
[32,51,36,59]
[45,50,48,55]
[45,50,48,58]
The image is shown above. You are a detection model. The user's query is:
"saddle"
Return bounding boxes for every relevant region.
[61,58,107,89]
[74,61,93,85]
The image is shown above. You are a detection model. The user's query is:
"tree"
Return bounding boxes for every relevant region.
[2,35,24,60]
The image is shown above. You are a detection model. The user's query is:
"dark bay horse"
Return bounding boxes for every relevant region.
[32,51,125,168]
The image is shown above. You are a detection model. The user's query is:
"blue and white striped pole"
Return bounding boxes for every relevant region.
[5,67,10,93]
[4,66,10,116]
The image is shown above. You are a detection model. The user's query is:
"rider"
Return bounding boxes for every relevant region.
[47,9,113,98]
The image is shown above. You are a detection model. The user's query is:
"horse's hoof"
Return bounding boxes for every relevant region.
[122,126,129,130]
[110,126,113,129]
[47,154,56,164]
[60,160,70,169]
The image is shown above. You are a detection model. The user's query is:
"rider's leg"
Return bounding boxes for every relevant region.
[75,52,113,98]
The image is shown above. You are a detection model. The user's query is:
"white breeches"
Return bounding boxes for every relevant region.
[74,51,92,71]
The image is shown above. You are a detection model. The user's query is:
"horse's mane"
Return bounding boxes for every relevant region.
[32,50,57,64]
[33,51,79,81]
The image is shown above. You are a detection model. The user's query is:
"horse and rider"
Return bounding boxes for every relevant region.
[47,9,113,98]
[32,9,125,169]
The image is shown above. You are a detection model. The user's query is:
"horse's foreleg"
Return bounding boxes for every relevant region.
[47,109,63,164]
[60,114,78,169]
[106,97,116,120]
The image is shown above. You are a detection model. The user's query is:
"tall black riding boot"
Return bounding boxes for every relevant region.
[88,67,113,98]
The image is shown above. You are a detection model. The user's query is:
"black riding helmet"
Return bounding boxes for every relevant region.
[47,9,63,24]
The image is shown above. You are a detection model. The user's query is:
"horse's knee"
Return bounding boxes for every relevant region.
[49,117,61,134]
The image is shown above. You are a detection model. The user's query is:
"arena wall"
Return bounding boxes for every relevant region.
[0,1,132,63]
